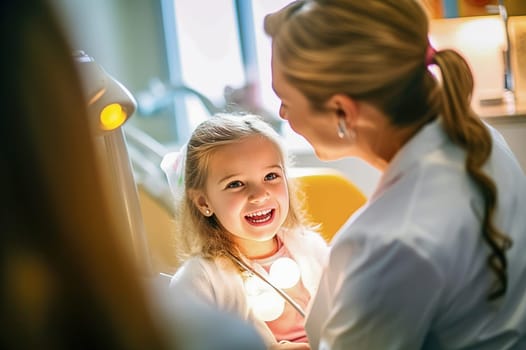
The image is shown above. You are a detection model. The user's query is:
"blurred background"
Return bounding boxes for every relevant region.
[49,0,526,275]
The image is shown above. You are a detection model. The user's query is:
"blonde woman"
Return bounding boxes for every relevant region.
[265,1,526,349]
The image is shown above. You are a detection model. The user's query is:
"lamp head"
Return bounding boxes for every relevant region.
[74,50,136,132]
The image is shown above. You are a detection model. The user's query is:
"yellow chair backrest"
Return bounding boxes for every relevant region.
[289,167,367,243]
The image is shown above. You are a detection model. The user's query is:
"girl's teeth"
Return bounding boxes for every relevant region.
[245,209,273,223]
[246,209,271,218]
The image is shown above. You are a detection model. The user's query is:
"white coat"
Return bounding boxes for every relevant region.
[170,228,329,346]
[306,118,526,349]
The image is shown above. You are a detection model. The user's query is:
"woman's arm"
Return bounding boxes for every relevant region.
[309,235,444,349]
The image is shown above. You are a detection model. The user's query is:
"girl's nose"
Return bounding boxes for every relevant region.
[249,185,270,203]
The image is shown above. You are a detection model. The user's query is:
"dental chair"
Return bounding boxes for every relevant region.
[289,167,367,243]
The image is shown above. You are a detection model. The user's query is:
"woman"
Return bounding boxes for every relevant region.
[264,1,526,349]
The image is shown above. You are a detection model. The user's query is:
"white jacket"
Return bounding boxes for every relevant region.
[306,119,526,350]
[170,228,329,345]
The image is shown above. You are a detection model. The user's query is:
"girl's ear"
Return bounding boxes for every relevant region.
[188,189,213,217]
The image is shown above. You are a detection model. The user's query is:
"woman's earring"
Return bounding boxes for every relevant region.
[204,208,212,216]
[337,118,356,141]
[337,118,347,139]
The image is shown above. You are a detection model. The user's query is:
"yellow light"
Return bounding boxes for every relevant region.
[100,103,127,131]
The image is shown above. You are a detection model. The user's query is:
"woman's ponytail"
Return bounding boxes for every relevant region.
[434,49,513,300]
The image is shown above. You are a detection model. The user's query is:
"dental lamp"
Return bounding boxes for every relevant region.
[74,50,152,275]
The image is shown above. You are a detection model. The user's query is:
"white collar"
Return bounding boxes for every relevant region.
[371,118,448,202]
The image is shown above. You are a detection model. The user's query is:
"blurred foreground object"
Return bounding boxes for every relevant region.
[0,1,266,349]
[0,0,170,348]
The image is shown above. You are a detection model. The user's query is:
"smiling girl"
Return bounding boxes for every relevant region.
[162,114,328,349]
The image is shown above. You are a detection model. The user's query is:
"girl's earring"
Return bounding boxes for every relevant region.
[204,208,212,216]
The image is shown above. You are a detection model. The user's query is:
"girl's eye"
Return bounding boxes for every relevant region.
[265,172,279,181]
[226,180,243,189]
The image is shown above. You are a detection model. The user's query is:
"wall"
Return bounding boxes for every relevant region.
[485,117,526,172]
[429,14,526,174]
[423,0,526,18]
[50,0,177,143]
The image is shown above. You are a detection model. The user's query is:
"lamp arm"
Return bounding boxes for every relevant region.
[136,79,221,116]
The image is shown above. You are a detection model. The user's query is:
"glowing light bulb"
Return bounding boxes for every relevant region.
[245,275,285,321]
[243,257,302,322]
[247,290,285,322]
[244,275,268,296]
[100,103,127,130]
[269,257,300,289]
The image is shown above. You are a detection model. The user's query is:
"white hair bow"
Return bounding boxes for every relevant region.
[160,144,187,202]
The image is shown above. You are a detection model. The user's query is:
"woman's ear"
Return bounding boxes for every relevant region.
[326,94,359,127]
[188,189,214,217]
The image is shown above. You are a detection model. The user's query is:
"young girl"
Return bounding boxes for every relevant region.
[161,114,328,348]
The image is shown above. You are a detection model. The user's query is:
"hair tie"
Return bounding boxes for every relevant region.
[426,44,437,66]
[160,144,187,202]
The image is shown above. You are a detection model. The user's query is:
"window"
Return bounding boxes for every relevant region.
[140,0,297,145]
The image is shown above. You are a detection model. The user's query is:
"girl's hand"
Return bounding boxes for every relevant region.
[269,342,310,350]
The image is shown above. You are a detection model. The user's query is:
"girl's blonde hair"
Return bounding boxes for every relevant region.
[173,114,308,267]
[265,0,512,300]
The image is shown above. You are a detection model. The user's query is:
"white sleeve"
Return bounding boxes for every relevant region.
[152,275,267,350]
[318,234,444,350]
[169,258,216,305]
